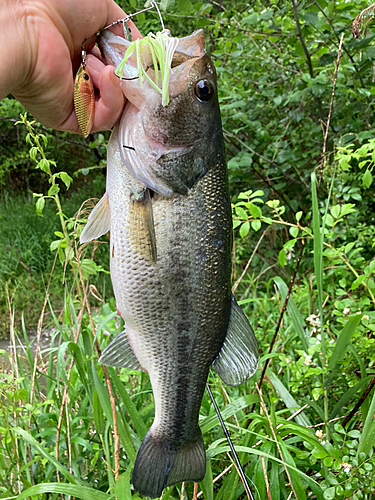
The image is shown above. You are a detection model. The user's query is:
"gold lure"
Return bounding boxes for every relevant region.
[73,3,164,138]
[74,49,95,138]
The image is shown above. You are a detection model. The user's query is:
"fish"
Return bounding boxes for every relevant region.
[80,28,259,499]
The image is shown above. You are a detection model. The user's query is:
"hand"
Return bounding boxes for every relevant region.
[1,0,141,134]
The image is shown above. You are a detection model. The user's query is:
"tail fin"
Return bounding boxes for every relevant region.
[131,428,206,498]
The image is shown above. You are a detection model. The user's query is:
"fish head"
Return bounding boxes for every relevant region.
[99,29,224,195]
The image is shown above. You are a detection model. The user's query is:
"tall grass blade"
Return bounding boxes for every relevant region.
[330,375,373,420]
[268,371,311,427]
[357,389,375,455]
[273,276,309,353]
[328,314,361,371]
[311,172,325,358]
[206,384,255,500]
[200,459,214,500]
[208,445,321,486]
[92,359,113,423]
[15,483,110,500]
[13,427,84,485]
[115,467,132,500]
[200,393,259,434]
[108,367,148,438]
[278,438,307,500]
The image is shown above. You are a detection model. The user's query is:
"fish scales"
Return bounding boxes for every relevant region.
[80,28,259,499]
[107,127,232,442]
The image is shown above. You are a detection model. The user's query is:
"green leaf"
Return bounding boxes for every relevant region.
[37,158,50,173]
[312,447,327,459]
[363,169,373,188]
[251,220,261,231]
[48,184,60,196]
[29,146,38,161]
[60,171,73,189]
[80,258,99,279]
[239,221,250,238]
[324,456,334,467]
[243,14,258,24]
[278,248,287,267]
[323,487,336,500]
[351,274,367,290]
[35,196,45,216]
[330,205,340,218]
[290,226,299,237]
[278,439,307,500]
[249,202,261,218]
[50,239,62,252]
[296,211,303,222]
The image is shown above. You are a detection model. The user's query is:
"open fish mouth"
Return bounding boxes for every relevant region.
[98,29,207,96]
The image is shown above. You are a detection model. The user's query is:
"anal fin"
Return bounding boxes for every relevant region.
[129,188,157,265]
[212,294,259,386]
[80,193,111,243]
[99,329,144,372]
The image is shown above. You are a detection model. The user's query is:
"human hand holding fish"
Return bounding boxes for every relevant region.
[0,0,141,133]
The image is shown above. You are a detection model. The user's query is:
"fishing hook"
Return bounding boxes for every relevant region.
[206,384,256,500]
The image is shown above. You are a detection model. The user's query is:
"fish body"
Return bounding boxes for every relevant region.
[81,29,259,498]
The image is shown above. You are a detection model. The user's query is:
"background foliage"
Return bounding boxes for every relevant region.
[0,0,374,499]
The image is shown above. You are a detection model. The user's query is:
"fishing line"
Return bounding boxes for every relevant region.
[206,384,256,500]
[151,1,165,31]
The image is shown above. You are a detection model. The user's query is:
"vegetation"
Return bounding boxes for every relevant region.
[1,0,375,499]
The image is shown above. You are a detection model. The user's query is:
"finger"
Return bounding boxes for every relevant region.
[86,53,106,88]
[91,65,125,132]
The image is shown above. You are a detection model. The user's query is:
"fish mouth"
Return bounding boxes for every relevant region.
[98,29,206,83]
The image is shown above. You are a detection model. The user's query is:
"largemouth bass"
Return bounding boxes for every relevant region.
[80,29,259,499]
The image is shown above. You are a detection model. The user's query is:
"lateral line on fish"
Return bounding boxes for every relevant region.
[206,383,256,500]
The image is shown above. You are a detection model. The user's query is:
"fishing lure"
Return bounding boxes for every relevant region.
[73,5,155,137]
[74,48,95,138]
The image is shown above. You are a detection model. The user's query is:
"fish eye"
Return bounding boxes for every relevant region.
[83,73,90,81]
[194,79,213,102]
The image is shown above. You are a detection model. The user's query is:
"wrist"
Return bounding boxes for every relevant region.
[0,0,30,100]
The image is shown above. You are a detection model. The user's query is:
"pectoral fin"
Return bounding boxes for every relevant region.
[212,294,259,386]
[129,188,157,265]
[99,329,144,371]
[80,193,111,243]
